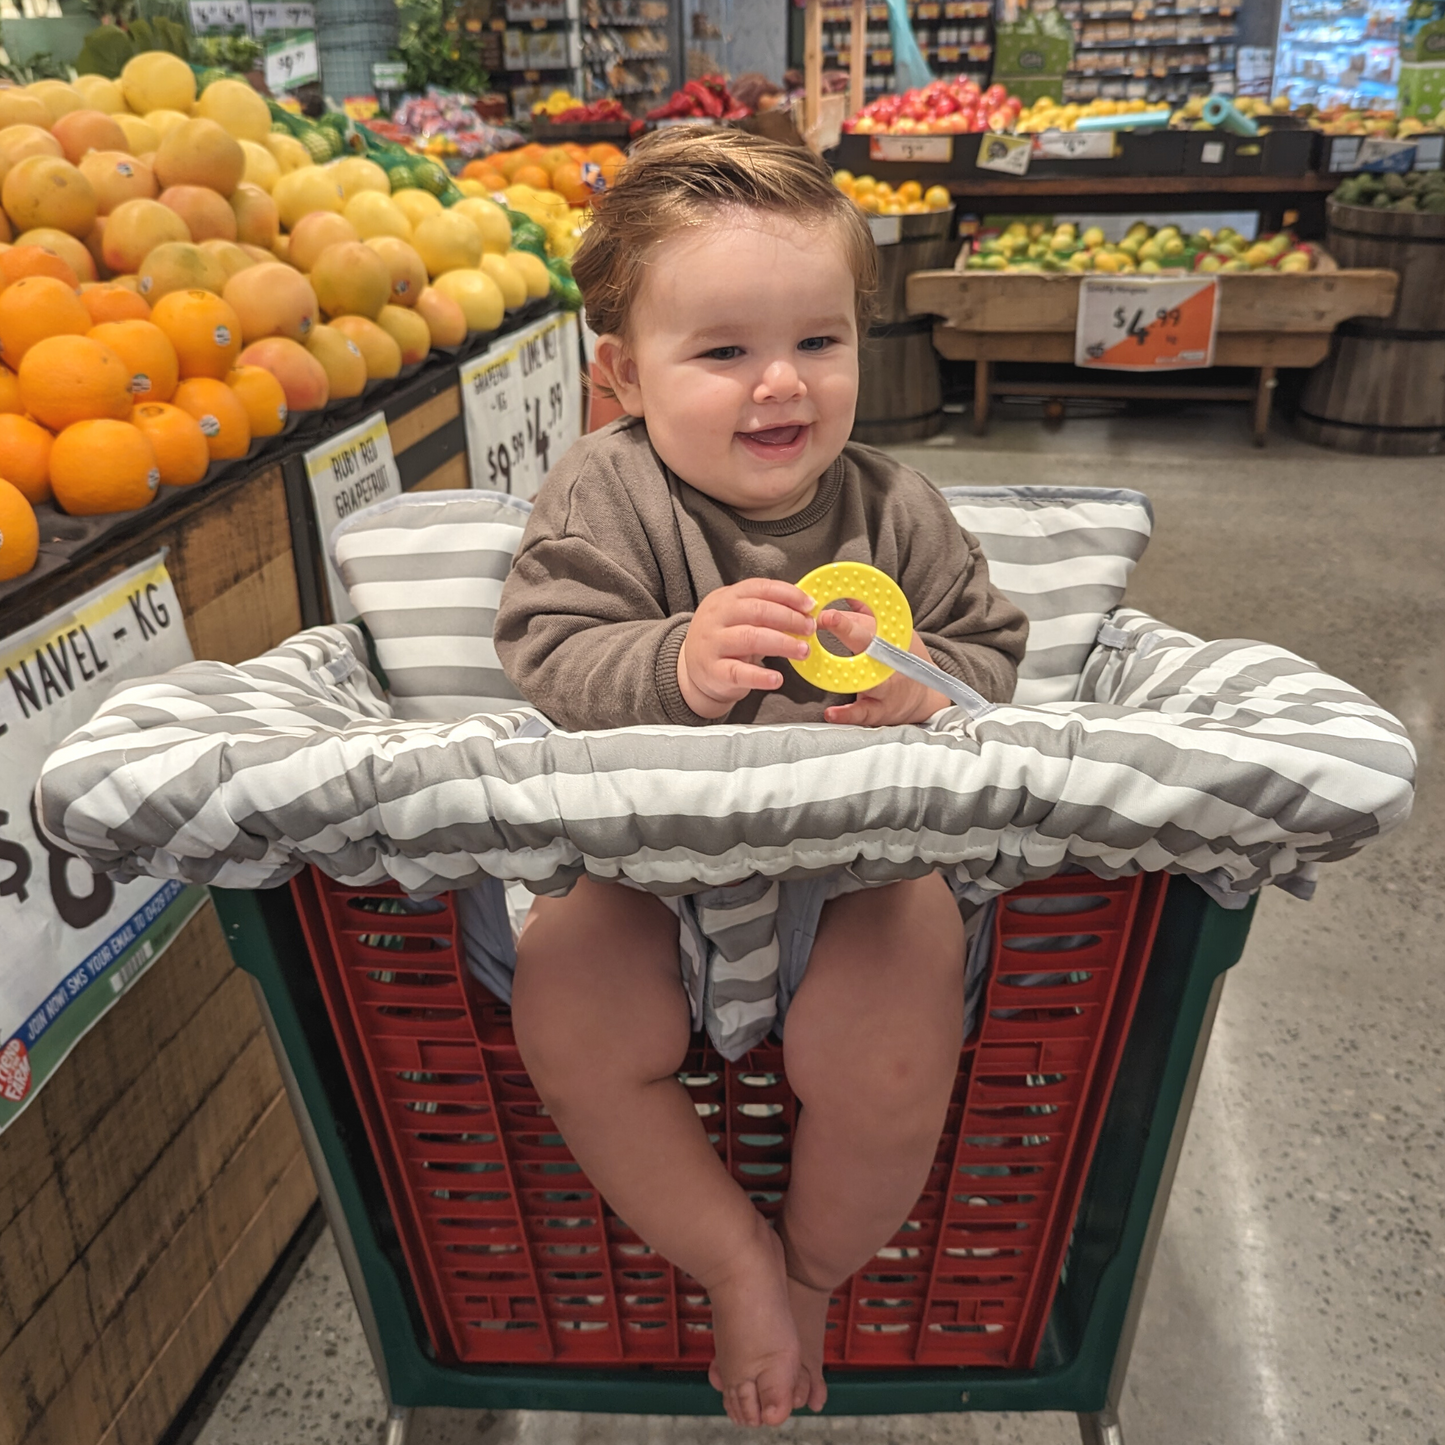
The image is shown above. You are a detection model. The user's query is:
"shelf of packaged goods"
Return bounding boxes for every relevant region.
[944,173,1335,197]
[1062,4,1237,15]
[1076,35,1237,47]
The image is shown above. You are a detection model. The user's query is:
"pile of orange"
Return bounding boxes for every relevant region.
[461,141,624,207]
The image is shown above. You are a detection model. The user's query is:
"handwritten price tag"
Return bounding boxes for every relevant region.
[460,313,581,496]
[251,1,314,34]
[869,134,953,164]
[976,133,1032,175]
[1033,130,1116,161]
[304,412,402,618]
[1075,276,1219,371]
[265,30,319,91]
[189,0,250,31]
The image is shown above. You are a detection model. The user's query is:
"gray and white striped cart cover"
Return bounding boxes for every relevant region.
[35,487,1416,1058]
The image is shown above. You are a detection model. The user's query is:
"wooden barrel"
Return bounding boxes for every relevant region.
[853,207,958,445]
[1297,200,1445,454]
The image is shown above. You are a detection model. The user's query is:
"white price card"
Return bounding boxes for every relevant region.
[189,0,250,31]
[0,553,207,1133]
[1075,275,1219,371]
[265,29,319,91]
[1033,130,1116,161]
[304,411,403,619]
[869,134,954,164]
[976,132,1032,175]
[867,214,902,246]
[372,60,408,89]
[251,1,314,34]
[461,312,582,496]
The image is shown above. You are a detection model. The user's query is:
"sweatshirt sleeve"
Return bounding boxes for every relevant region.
[493,460,708,731]
[894,477,1030,704]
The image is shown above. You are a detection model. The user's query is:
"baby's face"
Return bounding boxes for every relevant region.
[602,212,859,520]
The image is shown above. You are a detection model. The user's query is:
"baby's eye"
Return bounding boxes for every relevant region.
[798,336,835,352]
[705,345,742,361]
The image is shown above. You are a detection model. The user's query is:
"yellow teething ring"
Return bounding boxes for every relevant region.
[789,562,913,694]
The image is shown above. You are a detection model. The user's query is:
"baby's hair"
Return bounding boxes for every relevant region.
[572,126,878,344]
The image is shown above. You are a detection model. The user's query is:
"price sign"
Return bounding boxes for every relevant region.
[869,134,954,164]
[1356,137,1418,173]
[977,132,1032,175]
[304,411,403,618]
[251,2,314,34]
[189,0,250,31]
[1033,130,1117,160]
[265,29,319,92]
[460,312,582,497]
[0,554,206,1133]
[867,214,902,246]
[1075,276,1219,371]
[372,60,408,90]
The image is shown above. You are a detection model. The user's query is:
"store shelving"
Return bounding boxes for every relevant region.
[820,0,993,99]
[1057,0,1237,103]
[583,0,674,112]
[1272,0,1404,109]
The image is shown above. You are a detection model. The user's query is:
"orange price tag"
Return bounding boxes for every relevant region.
[1075,276,1219,371]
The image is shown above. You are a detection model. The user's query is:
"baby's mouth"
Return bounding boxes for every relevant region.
[741,424,806,447]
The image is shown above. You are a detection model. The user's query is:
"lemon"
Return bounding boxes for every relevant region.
[923,185,951,211]
[196,78,272,143]
[507,248,551,300]
[390,187,444,229]
[123,52,196,116]
[345,190,414,241]
[479,252,527,309]
[897,180,922,203]
[239,139,281,192]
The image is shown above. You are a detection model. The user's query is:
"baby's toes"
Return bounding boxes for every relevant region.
[757,1360,798,1427]
[727,1380,762,1429]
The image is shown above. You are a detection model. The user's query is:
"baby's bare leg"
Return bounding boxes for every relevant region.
[778,875,965,1410]
[511,876,806,1427]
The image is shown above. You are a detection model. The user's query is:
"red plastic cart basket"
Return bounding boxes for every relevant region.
[292,867,1166,1373]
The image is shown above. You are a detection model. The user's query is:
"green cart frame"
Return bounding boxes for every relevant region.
[212,875,1255,1445]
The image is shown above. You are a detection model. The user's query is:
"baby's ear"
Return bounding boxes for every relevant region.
[594,334,644,416]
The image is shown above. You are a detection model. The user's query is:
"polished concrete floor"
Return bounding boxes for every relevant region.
[191,404,1445,1445]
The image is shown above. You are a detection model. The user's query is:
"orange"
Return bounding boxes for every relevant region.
[88,318,179,403]
[0,243,80,290]
[512,164,551,192]
[131,401,209,486]
[587,142,623,165]
[81,282,151,325]
[0,477,40,579]
[150,288,242,379]
[224,364,287,437]
[18,333,134,430]
[537,146,571,175]
[172,376,250,459]
[49,418,160,514]
[0,365,20,414]
[0,413,54,503]
[548,161,591,207]
[0,276,92,367]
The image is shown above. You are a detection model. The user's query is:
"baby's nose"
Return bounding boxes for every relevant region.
[755,359,804,401]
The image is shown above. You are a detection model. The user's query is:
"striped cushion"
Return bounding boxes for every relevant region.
[942,486,1153,705]
[331,484,1153,718]
[330,490,531,719]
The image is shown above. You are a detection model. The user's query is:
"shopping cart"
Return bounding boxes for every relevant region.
[212,864,1255,1445]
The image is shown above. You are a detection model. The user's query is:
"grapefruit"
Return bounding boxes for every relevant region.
[51,110,128,165]
[272,167,345,230]
[25,81,86,125]
[310,241,391,320]
[287,210,359,272]
[113,114,160,158]
[390,187,443,230]
[102,198,190,274]
[199,238,256,280]
[238,139,280,193]
[0,93,48,131]
[159,184,238,242]
[154,119,245,197]
[413,211,482,277]
[376,304,430,366]
[230,183,280,249]
[508,248,552,300]
[328,156,390,201]
[432,269,504,333]
[344,190,412,241]
[121,52,197,117]
[142,109,191,142]
[2,156,98,237]
[0,124,63,178]
[195,79,271,144]
[79,151,158,214]
[413,286,467,347]
[223,261,319,344]
[365,236,427,307]
[305,325,367,399]
[238,336,329,412]
[262,132,311,174]
[479,252,526,310]
[139,242,228,301]
[451,196,513,255]
[328,315,401,380]
[72,76,126,115]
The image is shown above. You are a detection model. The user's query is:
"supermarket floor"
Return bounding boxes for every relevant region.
[184,404,1445,1445]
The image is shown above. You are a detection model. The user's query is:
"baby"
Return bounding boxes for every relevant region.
[494,128,1028,1427]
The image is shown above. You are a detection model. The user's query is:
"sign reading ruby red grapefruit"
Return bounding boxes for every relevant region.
[1075,275,1219,371]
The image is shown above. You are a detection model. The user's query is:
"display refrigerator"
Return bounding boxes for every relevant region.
[1273,0,1406,110]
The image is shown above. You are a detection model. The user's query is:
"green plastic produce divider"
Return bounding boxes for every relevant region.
[211,876,1255,1416]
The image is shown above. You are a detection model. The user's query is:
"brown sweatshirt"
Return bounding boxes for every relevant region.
[494,418,1029,730]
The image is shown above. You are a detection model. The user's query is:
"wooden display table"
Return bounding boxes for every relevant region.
[907,265,1400,445]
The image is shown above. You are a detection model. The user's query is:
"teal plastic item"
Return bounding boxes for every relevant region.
[1201,96,1259,135]
[885,0,934,91]
[210,874,1254,1434]
[1074,110,1172,132]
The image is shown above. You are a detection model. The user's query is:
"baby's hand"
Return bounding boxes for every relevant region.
[678,579,816,719]
[819,606,952,727]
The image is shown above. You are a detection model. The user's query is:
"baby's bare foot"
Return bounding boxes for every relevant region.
[785,1272,832,1414]
[704,1223,808,1427]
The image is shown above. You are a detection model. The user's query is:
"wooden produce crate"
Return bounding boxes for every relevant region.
[907,262,1400,444]
[0,467,317,1445]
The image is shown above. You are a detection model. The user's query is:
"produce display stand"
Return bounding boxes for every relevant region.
[212,868,1256,1445]
[908,264,1400,444]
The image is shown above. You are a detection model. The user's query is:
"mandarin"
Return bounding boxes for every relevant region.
[0,413,54,503]
[0,276,91,367]
[49,418,160,514]
[150,288,242,379]
[224,364,287,437]
[172,376,250,458]
[0,477,39,579]
[131,401,210,486]
[88,319,179,403]
[19,333,134,430]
